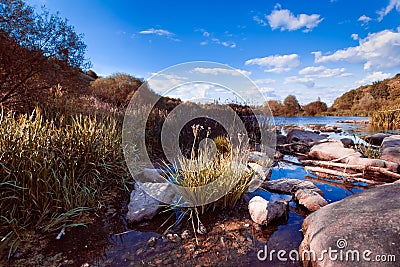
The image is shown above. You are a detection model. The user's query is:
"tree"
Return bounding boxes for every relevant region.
[283,95,301,116]
[89,73,144,107]
[0,0,90,108]
[303,99,328,116]
[264,100,284,116]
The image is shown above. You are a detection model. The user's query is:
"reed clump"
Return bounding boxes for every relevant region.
[371,108,400,129]
[0,106,132,248]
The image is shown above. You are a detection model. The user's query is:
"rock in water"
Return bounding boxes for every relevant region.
[340,138,354,148]
[294,189,327,212]
[286,129,326,144]
[299,183,400,267]
[248,196,288,226]
[309,139,361,161]
[262,178,324,196]
[126,182,175,223]
[380,135,400,165]
[365,133,390,146]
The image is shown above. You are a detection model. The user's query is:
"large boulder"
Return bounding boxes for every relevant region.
[126,182,176,223]
[248,196,288,226]
[294,189,328,212]
[380,135,400,165]
[287,129,326,144]
[300,183,400,267]
[261,178,324,196]
[365,133,390,146]
[309,139,361,161]
[309,139,399,173]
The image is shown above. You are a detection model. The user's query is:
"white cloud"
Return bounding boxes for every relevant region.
[253,15,268,26]
[192,67,251,77]
[139,28,172,36]
[266,6,323,32]
[299,66,351,78]
[377,0,400,21]
[284,76,315,88]
[198,29,236,48]
[211,38,236,48]
[139,28,180,41]
[313,29,400,71]
[245,54,300,73]
[254,78,276,85]
[356,71,392,84]
[351,33,359,40]
[358,15,372,25]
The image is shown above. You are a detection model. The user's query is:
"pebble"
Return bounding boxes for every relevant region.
[181,230,191,240]
[147,236,158,247]
[197,223,207,235]
[166,233,181,243]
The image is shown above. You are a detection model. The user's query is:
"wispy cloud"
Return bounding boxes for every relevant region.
[139,28,180,41]
[197,29,236,48]
[377,0,400,21]
[266,5,323,32]
[358,15,372,26]
[284,76,315,88]
[356,71,392,84]
[253,15,268,26]
[313,28,400,71]
[299,66,352,78]
[192,67,251,77]
[245,54,300,73]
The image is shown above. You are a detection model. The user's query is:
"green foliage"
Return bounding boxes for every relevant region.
[0,106,133,245]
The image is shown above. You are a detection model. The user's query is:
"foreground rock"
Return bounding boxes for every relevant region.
[294,189,328,212]
[126,182,176,223]
[261,178,326,212]
[261,178,323,196]
[300,183,400,267]
[380,135,400,164]
[309,139,399,173]
[286,129,326,144]
[365,133,390,146]
[248,196,288,226]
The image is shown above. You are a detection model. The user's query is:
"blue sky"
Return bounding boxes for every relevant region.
[26,0,400,105]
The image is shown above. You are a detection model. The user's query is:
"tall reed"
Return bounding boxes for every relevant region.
[0,107,133,247]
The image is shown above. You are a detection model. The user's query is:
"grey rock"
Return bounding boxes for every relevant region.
[300,183,400,267]
[261,178,324,196]
[365,133,390,146]
[340,138,354,148]
[294,189,328,212]
[309,139,361,161]
[126,182,175,223]
[248,196,288,226]
[287,129,326,144]
[277,134,287,145]
[380,135,400,165]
